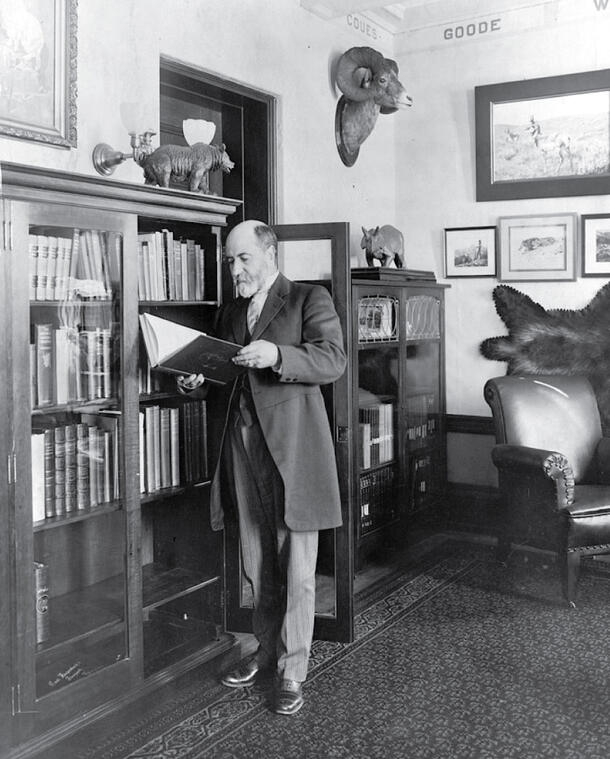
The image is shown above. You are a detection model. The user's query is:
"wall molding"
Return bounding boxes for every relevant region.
[446,413,495,436]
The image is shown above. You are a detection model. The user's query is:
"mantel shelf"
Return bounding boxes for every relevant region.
[0,161,242,225]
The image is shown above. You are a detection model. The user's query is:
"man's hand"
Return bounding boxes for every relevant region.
[177,373,205,392]
[233,340,280,370]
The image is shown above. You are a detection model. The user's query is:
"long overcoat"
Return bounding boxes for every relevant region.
[208,272,346,532]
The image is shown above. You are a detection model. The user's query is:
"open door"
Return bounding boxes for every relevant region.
[224,222,354,643]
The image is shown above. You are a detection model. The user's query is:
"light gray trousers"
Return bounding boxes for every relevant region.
[226,416,318,683]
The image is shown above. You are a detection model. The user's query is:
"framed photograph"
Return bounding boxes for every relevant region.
[444,226,497,278]
[582,214,610,277]
[475,69,610,201]
[0,0,77,147]
[498,213,577,282]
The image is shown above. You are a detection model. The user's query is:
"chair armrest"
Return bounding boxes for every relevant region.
[491,444,574,508]
[594,438,610,484]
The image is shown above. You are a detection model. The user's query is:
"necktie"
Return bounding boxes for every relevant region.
[247,295,261,334]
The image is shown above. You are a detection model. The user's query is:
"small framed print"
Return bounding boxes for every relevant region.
[498,213,577,282]
[444,226,497,278]
[582,214,610,277]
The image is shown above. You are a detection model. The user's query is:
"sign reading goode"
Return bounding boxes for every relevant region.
[443,18,501,40]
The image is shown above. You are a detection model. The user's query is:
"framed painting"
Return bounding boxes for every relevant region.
[582,214,610,277]
[475,69,610,200]
[444,226,497,277]
[498,213,577,282]
[0,0,77,148]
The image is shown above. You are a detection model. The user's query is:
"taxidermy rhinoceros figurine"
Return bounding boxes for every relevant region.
[360,225,404,268]
[136,142,234,194]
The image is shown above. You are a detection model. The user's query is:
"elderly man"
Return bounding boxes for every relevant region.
[179,220,345,715]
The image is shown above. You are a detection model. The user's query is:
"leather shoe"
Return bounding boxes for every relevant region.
[274,679,304,715]
[221,658,261,688]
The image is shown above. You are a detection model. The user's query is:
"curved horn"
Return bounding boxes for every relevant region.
[336,46,386,102]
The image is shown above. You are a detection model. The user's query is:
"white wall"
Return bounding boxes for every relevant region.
[0,0,404,263]
[396,6,610,418]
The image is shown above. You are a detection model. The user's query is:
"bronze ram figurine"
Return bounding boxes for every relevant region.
[335,46,412,166]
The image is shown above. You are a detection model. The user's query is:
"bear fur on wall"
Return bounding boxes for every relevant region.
[480,282,610,433]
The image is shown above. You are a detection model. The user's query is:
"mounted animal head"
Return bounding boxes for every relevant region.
[335,46,412,166]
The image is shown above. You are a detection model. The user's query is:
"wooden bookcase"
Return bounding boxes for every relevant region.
[0,163,241,755]
[351,276,448,568]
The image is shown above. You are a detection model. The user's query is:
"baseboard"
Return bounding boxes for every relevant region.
[443,481,501,535]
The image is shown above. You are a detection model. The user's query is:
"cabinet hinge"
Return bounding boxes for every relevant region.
[7,452,16,485]
[336,426,349,443]
[2,217,12,252]
[11,684,38,715]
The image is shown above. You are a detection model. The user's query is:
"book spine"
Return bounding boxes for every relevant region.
[36,235,49,301]
[76,423,90,510]
[144,406,156,494]
[64,424,77,513]
[163,229,175,300]
[101,328,112,398]
[160,407,170,488]
[169,407,180,486]
[88,427,99,507]
[30,343,36,410]
[45,236,59,300]
[54,328,69,405]
[139,411,146,493]
[35,324,54,407]
[43,429,55,518]
[34,562,50,644]
[31,431,46,523]
[67,228,80,298]
[174,240,183,300]
[53,426,66,517]
[28,234,38,300]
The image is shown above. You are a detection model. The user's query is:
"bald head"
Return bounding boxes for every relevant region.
[224,220,278,298]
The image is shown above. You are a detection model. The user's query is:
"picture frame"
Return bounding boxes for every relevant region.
[0,0,77,148]
[581,214,610,277]
[498,213,578,282]
[475,69,610,201]
[444,226,497,278]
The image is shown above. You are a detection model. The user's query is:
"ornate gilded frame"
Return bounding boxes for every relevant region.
[0,0,77,148]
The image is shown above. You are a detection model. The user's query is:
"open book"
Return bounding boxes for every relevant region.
[139,313,245,385]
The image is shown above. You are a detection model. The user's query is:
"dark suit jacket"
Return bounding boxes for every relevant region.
[208,272,346,532]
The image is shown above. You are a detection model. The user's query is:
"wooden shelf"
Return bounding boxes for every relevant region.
[34,501,122,532]
[142,564,220,611]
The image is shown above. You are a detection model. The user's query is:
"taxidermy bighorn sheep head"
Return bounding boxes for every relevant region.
[335,46,412,166]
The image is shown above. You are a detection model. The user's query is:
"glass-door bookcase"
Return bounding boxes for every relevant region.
[352,275,448,569]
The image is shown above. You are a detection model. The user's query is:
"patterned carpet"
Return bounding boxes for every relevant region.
[55,540,610,759]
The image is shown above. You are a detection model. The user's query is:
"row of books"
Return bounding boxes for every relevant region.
[406,392,437,448]
[31,324,114,408]
[360,466,396,534]
[408,453,434,514]
[29,229,120,301]
[31,415,120,522]
[359,402,394,469]
[138,356,163,396]
[137,230,207,302]
[139,400,208,495]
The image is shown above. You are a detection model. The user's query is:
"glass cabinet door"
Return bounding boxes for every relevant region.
[356,293,400,559]
[404,292,443,513]
[10,203,133,726]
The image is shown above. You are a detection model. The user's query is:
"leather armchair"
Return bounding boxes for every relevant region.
[484,375,610,606]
